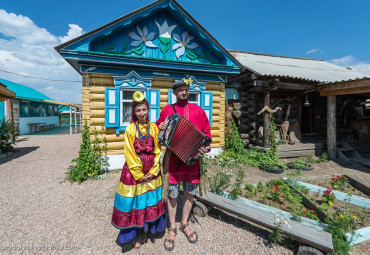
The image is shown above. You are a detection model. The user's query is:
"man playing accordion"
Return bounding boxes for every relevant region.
[156,78,211,251]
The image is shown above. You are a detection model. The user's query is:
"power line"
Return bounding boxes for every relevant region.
[0,69,81,83]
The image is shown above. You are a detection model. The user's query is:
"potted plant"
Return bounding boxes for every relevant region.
[286,159,313,171]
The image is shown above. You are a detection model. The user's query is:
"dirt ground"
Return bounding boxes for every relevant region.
[206,157,370,189]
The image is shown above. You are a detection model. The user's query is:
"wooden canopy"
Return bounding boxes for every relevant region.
[0,83,16,102]
[317,78,370,96]
[318,77,370,159]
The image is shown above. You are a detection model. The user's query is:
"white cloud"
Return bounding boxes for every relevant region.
[329,55,370,77]
[305,49,319,55]
[0,9,84,104]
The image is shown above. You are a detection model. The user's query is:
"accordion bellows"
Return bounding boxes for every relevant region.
[158,114,212,167]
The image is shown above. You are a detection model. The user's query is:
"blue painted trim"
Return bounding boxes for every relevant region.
[80,65,227,83]
[114,186,163,212]
[114,70,152,88]
[221,191,328,231]
[285,178,370,208]
[61,51,240,75]
[345,226,370,246]
[0,102,4,120]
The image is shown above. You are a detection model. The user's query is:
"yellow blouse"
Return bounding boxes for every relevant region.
[124,122,161,181]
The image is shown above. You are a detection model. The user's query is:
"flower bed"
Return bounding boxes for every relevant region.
[304,174,368,198]
[209,171,370,253]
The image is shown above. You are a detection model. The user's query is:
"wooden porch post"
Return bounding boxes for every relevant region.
[264,90,270,147]
[327,95,336,159]
[69,107,72,135]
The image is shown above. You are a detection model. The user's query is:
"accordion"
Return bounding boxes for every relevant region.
[158,113,212,167]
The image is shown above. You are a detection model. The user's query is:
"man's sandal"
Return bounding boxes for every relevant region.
[164,227,177,251]
[179,223,198,244]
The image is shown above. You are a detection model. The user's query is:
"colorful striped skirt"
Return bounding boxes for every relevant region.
[111,152,166,244]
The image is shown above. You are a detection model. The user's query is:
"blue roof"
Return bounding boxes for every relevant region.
[0,78,54,101]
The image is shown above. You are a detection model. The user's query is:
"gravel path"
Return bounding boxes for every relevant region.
[0,134,368,254]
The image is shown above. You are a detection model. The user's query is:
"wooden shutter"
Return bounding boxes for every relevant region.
[104,87,120,128]
[201,91,213,126]
[147,89,160,123]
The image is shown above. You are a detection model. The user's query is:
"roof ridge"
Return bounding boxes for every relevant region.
[228,49,325,61]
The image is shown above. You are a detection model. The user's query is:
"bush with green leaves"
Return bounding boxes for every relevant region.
[209,169,232,195]
[0,119,15,153]
[66,120,107,183]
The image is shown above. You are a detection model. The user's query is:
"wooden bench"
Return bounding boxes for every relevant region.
[195,192,333,253]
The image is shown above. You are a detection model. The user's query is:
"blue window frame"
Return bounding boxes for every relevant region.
[105,87,160,134]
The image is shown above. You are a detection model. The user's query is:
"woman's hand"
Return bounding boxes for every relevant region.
[143,173,154,182]
[137,173,154,183]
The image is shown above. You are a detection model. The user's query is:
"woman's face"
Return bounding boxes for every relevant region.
[134,103,148,123]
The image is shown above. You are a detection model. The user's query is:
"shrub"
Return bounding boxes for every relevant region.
[0,119,15,153]
[66,120,107,183]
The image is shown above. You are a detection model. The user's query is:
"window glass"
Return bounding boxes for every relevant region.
[188,92,199,105]
[121,89,145,126]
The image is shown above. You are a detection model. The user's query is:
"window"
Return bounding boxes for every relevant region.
[168,90,213,125]
[120,89,146,126]
[169,91,200,106]
[105,87,160,134]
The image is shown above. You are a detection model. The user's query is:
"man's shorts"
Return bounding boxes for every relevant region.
[168,182,198,198]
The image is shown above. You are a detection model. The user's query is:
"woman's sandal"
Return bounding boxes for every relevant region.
[179,223,198,244]
[132,233,147,249]
[164,227,177,251]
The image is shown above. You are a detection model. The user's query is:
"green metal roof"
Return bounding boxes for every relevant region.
[0,78,54,101]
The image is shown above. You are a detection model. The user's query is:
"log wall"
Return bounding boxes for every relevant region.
[82,74,225,156]
[232,89,264,146]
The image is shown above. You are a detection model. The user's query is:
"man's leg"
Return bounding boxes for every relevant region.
[181,189,197,242]
[168,196,177,230]
[164,185,178,250]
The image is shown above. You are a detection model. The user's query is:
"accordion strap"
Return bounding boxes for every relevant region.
[171,104,177,114]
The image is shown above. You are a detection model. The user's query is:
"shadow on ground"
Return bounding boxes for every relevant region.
[0,146,39,165]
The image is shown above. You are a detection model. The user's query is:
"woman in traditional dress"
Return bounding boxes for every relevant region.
[111,91,166,249]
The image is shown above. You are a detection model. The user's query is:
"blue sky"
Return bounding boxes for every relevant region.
[0,0,369,103]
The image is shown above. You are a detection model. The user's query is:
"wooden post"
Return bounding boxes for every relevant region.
[264,90,270,147]
[327,95,336,159]
[69,107,72,136]
[79,109,82,132]
[74,107,77,134]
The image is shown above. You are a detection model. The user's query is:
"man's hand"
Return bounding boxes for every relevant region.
[158,122,167,131]
[199,145,211,156]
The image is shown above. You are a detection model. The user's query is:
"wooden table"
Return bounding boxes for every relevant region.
[28,123,46,133]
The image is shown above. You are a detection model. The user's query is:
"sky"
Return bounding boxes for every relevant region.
[0,0,369,104]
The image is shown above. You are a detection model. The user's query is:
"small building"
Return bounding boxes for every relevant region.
[55,0,242,170]
[226,51,366,158]
[0,79,60,135]
[0,82,16,121]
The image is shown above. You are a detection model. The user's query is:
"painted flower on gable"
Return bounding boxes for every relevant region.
[172,31,199,58]
[155,20,177,45]
[128,25,157,48]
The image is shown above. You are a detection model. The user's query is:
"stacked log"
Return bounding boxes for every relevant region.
[232,90,263,145]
